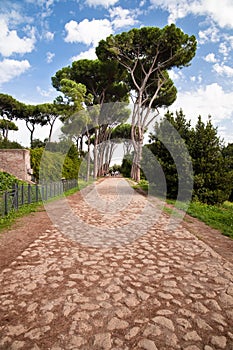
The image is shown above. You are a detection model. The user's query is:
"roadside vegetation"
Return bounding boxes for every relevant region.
[132,179,233,239]
[0,178,93,232]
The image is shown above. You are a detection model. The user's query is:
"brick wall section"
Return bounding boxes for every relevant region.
[0,149,32,182]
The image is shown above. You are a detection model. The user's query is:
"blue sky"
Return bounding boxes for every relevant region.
[0,0,233,146]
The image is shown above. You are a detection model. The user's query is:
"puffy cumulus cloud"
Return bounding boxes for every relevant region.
[169,69,184,82]
[109,7,139,29]
[218,35,233,60]
[171,83,233,126]
[46,51,55,63]
[0,19,36,57]
[44,31,54,41]
[71,47,97,61]
[64,19,112,46]
[149,0,233,28]
[198,24,219,44]
[85,0,119,8]
[213,63,233,77]
[204,53,217,63]
[0,59,30,84]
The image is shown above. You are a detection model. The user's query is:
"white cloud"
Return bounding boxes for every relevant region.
[85,0,119,8]
[198,25,219,44]
[140,0,147,6]
[36,86,56,98]
[46,51,55,63]
[0,19,36,57]
[169,69,184,82]
[71,47,97,61]
[213,63,233,77]
[171,83,233,126]
[0,59,30,84]
[44,31,54,41]
[204,53,217,63]
[109,7,139,29]
[190,75,202,83]
[149,0,233,28]
[64,19,112,46]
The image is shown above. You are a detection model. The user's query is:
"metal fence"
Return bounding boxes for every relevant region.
[0,179,78,217]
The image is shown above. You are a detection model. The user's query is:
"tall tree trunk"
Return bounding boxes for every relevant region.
[93,127,98,179]
[86,127,91,182]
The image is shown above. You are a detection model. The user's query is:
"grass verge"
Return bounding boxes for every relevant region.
[0,178,94,233]
[131,179,233,239]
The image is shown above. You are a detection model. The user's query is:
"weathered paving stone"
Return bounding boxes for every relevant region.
[195,317,213,330]
[7,324,27,336]
[183,330,202,342]
[69,335,86,347]
[93,333,112,349]
[1,177,233,350]
[152,316,175,331]
[137,290,150,300]
[124,295,139,307]
[176,318,192,330]
[107,317,129,330]
[211,335,227,349]
[138,338,158,350]
[158,292,173,300]
[125,326,140,340]
[11,340,25,349]
[24,326,50,340]
[143,324,162,337]
[192,301,209,313]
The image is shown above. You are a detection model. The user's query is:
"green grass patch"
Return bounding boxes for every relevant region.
[167,199,233,239]
[131,179,149,193]
[0,201,44,232]
[130,179,233,239]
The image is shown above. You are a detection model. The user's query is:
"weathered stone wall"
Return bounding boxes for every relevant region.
[0,149,33,182]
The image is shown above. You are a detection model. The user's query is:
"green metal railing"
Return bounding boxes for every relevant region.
[0,179,78,217]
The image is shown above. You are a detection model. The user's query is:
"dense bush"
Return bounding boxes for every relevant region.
[30,144,81,182]
[0,171,23,191]
[0,137,23,149]
[146,110,233,204]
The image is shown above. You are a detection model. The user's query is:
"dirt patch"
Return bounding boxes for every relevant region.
[183,213,233,265]
[0,209,52,271]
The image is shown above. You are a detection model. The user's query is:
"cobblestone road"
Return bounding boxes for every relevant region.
[0,177,232,350]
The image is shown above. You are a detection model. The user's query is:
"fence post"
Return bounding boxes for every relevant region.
[36,184,39,202]
[14,183,19,210]
[28,184,31,204]
[4,191,8,216]
[21,184,24,206]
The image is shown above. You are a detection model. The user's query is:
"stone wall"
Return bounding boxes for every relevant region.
[0,149,33,182]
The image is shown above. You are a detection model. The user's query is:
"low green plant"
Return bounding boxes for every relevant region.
[0,171,25,192]
[167,199,233,239]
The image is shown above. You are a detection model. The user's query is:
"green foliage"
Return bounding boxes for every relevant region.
[190,116,232,204]
[30,145,81,182]
[186,201,233,239]
[120,156,132,177]
[146,110,193,200]
[0,171,24,191]
[0,119,18,140]
[31,138,47,149]
[0,135,23,149]
[222,143,233,201]
[146,110,233,204]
